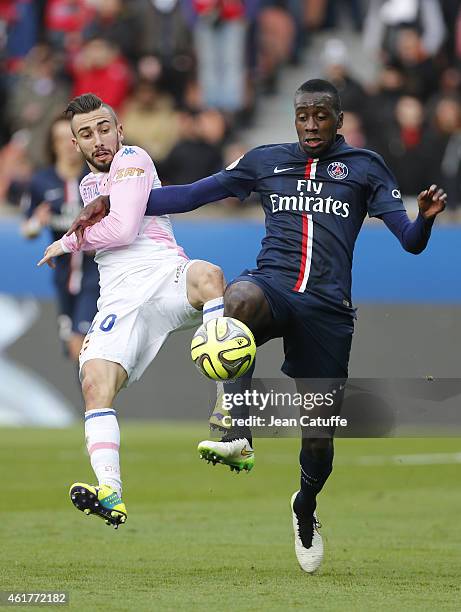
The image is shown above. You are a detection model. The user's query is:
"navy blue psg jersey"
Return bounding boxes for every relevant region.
[25,167,86,242]
[23,166,99,294]
[214,135,405,308]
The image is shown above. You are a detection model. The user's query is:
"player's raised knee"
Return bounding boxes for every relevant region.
[224,281,264,324]
[201,262,224,293]
[187,261,225,306]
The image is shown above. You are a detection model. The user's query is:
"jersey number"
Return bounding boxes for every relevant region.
[99,314,117,332]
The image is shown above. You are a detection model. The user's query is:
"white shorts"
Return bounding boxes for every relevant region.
[79,257,202,385]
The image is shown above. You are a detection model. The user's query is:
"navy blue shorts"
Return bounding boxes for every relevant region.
[54,254,99,339]
[56,284,98,338]
[229,271,355,379]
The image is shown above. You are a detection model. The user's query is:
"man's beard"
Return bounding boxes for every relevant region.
[86,136,121,172]
[89,156,113,172]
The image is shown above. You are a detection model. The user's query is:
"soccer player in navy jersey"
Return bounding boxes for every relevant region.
[67,79,446,572]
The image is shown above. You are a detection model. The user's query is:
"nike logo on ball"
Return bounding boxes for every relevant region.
[274,166,295,174]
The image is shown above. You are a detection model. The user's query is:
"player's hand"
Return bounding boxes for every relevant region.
[417,184,447,220]
[37,240,65,269]
[34,202,52,225]
[66,196,109,247]
[21,202,52,238]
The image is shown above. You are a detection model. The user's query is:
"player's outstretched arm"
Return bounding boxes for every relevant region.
[144,176,233,215]
[65,176,232,244]
[380,184,447,254]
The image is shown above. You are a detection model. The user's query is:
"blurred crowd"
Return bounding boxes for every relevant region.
[1,0,461,211]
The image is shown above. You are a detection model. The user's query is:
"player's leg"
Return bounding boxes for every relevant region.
[221,279,274,443]
[66,333,84,362]
[55,286,77,360]
[68,274,98,363]
[70,358,128,527]
[224,280,274,339]
[186,259,225,323]
[70,301,142,528]
[284,296,354,572]
[198,279,277,471]
[186,259,229,435]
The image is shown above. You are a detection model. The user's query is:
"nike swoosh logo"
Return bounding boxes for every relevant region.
[274,166,295,174]
[241,448,253,457]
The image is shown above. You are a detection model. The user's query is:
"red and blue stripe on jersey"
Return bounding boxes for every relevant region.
[293,157,318,293]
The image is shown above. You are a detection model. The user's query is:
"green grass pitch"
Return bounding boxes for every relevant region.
[0,424,460,611]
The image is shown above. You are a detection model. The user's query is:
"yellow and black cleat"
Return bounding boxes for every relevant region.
[69,483,127,529]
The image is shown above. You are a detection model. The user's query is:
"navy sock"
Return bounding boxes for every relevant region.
[295,438,334,518]
[222,361,255,447]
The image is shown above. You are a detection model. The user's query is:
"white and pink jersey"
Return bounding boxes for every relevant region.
[60,145,186,297]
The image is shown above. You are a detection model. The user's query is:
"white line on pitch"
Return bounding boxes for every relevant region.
[341,452,461,467]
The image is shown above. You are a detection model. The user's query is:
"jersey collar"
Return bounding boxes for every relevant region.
[296,134,346,159]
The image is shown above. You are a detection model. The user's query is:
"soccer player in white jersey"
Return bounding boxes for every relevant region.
[38,93,225,528]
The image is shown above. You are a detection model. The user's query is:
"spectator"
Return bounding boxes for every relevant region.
[438,66,461,98]
[71,37,132,111]
[190,0,248,112]
[257,3,295,95]
[0,131,32,205]
[455,3,461,64]
[44,0,95,54]
[339,111,367,148]
[159,108,225,184]
[137,0,194,103]
[5,43,70,168]
[363,65,405,151]
[121,79,180,162]
[423,96,461,210]
[3,0,39,71]
[363,0,446,60]
[84,0,144,64]
[439,0,461,63]
[321,38,366,113]
[323,0,363,31]
[392,27,440,101]
[379,95,427,195]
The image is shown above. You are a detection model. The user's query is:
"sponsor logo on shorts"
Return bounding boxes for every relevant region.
[174,261,188,283]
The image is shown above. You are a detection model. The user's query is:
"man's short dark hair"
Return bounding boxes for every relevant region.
[295,79,342,114]
[65,93,118,131]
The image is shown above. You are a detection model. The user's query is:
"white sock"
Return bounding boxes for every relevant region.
[203,297,224,323]
[202,298,225,414]
[84,408,122,496]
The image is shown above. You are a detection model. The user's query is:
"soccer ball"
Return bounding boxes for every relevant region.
[191,317,256,381]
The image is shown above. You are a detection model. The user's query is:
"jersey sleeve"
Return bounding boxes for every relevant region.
[62,148,155,252]
[366,154,406,217]
[22,176,44,218]
[213,148,260,200]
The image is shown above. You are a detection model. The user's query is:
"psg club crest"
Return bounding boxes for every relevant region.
[327,161,348,180]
